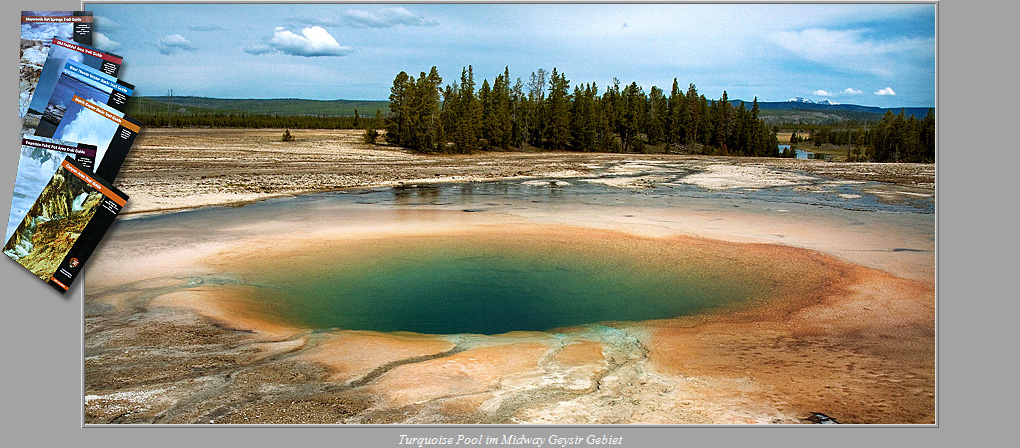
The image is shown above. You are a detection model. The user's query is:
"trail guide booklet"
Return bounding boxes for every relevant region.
[4,157,127,294]
[20,11,93,116]
[7,136,102,243]
[24,38,123,122]
[28,95,141,179]
[22,59,133,137]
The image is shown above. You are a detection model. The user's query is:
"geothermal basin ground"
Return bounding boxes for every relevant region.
[83,129,935,424]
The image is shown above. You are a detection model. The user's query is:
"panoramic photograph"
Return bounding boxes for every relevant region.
[81,3,936,424]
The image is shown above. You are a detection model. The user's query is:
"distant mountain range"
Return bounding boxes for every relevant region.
[786,97,839,106]
[127,95,932,125]
[735,97,930,116]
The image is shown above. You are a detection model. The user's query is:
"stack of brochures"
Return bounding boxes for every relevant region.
[11,11,139,294]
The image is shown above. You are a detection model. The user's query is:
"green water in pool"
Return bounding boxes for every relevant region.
[235,234,775,335]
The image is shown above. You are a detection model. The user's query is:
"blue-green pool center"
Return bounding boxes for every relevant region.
[232,230,802,335]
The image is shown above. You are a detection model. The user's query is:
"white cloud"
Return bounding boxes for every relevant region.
[342,7,437,28]
[94,16,122,32]
[773,28,934,77]
[93,33,121,52]
[54,107,119,154]
[245,26,352,57]
[875,87,896,96]
[158,34,197,55]
[843,88,863,95]
[813,89,832,97]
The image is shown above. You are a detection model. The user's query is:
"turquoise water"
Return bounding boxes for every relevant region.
[241,237,764,335]
[113,173,930,335]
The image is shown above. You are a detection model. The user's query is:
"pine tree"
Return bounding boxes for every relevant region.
[440,83,458,152]
[596,90,615,152]
[374,109,384,128]
[667,79,686,145]
[449,66,482,153]
[748,98,763,155]
[870,110,895,161]
[422,66,443,151]
[619,82,645,152]
[697,94,712,148]
[546,68,572,150]
[684,84,700,145]
[648,86,668,146]
[602,79,622,151]
[490,68,513,149]
[387,71,411,146]
[570,83,598,151]
[387,67,443,152]
[479,78,494,148]
[714,91,734,154]
[527,69,548,146]
[921,108,935,162]
[510,77,527,147]
[891,109,906,162]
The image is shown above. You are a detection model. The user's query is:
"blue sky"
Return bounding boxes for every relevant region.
[85,2,936,108]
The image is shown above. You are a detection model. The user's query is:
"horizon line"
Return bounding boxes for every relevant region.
[137,94,934,110]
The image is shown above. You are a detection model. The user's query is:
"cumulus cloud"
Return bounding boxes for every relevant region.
[773,28,933,77]
[875,87,896,96]
[93,33,121,52]
[342,7,437,28]
[843,88,863,95]
[158,34,197,55]
[244,26,352,57]
[813,89,833,97]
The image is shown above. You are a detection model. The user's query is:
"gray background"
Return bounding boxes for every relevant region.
[1,0,1004,446]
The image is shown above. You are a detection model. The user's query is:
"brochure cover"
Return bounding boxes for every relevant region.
[23,38,123,119]
[28,96,141,178]
[4,157,127,294]
[7,136,99,243]
[23,59,134,137]
[20,11,93,116]
[6,133,133,245]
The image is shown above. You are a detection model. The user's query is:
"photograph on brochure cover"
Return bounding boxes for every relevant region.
[5,157,127,294]
[81,2,935,425]
[20,10,93,117]
[7,135,100,243]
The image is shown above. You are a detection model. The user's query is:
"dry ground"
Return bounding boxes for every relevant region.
[116,128,933,215]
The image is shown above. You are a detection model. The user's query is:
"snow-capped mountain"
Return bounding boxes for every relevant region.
[786,97,838,105]
[728,98,931,120]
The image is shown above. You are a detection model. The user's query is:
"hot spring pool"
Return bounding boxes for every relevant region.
[222,227,824,335]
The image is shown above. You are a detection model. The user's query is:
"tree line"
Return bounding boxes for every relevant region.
[129,110,385,130]
[386,66,780,156]
[806,108,935,163]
